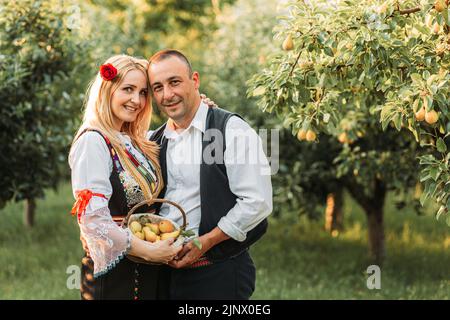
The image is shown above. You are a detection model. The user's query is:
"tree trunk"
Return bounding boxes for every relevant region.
[24,198,36,227]
[366,206,385,265]
[346,178,386,265]
[324,190,344,233]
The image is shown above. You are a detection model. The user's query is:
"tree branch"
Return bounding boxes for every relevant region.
[289,50,302,78]
[398,7,421,15]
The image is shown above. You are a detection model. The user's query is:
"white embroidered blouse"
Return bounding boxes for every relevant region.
[68,131,158,278]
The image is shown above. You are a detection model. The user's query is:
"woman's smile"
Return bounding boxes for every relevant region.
[124,104,139,112]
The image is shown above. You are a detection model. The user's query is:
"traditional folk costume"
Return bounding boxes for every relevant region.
[69,129,165,300]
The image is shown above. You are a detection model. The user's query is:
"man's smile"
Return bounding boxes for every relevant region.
[163,100,182,108]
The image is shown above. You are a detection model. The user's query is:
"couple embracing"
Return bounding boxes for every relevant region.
[69,49,272,300]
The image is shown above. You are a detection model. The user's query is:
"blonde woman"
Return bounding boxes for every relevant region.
[68,55,182,300]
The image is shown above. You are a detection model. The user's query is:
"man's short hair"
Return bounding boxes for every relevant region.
[148,49,193,77]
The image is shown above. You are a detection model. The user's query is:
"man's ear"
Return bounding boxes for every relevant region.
[192,71,200,90]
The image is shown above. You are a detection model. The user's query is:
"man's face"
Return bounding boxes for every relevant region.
[148,56,200,122]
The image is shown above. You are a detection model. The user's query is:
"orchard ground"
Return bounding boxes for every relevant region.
[0,183,448,299]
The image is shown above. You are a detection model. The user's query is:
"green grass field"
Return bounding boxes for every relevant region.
[0,183,448,299]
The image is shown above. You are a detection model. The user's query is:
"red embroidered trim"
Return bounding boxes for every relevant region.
[71,189,107,222]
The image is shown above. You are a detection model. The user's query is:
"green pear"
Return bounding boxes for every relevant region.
[129,221,142,234]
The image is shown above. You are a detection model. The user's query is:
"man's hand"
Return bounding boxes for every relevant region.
[168,235,211,269]
[168,227,230,269]
[80,234,90,256]
[200,93,218,108]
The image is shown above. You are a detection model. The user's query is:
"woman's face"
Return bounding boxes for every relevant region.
[110,69,148,131]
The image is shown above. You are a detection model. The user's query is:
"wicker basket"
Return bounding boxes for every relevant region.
[121,198,187,265]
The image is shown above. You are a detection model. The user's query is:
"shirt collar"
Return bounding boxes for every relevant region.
[163,101,208,139]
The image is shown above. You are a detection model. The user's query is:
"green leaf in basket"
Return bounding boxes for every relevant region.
[138,215,151,225]
[192,237,202,250]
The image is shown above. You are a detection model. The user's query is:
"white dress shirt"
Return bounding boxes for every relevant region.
[157,102,273,242]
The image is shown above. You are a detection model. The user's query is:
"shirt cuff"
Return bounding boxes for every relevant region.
[218,216,247,242]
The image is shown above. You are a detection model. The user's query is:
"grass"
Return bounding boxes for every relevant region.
[0,183,448,299]
[251,196,450,299]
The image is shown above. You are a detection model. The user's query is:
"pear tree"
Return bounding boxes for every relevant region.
[202,0,349,227]
[247,0,448,263]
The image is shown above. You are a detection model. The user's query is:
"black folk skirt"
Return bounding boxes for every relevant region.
[80,254,171,300]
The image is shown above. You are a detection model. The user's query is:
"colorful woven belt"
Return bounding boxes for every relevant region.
[186,255,213,269]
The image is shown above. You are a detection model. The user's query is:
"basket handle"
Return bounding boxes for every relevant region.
[120,198,187,230]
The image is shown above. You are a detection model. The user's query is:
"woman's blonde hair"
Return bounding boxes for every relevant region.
[71,54,162,200]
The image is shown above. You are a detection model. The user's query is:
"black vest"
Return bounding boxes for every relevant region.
[150,107,268,262]
[80,129,151,216]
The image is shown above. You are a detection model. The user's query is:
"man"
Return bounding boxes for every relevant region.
[147,49,272,300]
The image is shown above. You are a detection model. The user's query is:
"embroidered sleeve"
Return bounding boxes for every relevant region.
[79,206,132,278]
[69,132,130,277]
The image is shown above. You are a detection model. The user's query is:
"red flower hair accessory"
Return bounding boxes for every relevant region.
[99,63,117,81]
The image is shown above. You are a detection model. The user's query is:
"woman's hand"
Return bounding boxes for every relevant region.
[144,238,183,264]
[200,93,218,108]
[128,234,182,264]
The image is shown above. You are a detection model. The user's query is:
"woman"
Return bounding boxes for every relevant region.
[69,55,181,300]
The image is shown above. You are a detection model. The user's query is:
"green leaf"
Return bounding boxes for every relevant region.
[302,120,311,131]
[429,167,441,181]
[425,96,433,112]
[437,204,446,220]
[444,8,450,26]
[445,197,450,214]
[181,229,195,237]
[420,190,428,206]
[323,47,334,57]
[192,237,203,250]
[410,73,422,84]
[252,86,266,96]
[381,118,389,131]
[292,90,299,103]
[436,138,447,153]
[393,113,402,131]
[318,74,326,87]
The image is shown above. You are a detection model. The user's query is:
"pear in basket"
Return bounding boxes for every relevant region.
[142,226,158,242]
[145,222,160,235]
[129,221,142,234]
[134,231,145,240]
[159,220,175,233]
[160,229,180,241]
